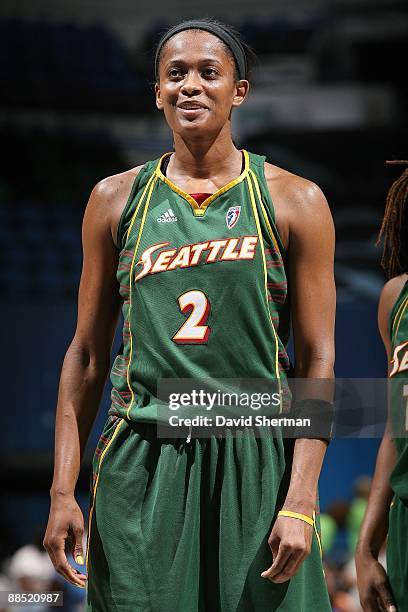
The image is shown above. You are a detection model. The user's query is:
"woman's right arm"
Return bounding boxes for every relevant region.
[43,168,140,587]
[355,277,404,612]
[355,425,397,611]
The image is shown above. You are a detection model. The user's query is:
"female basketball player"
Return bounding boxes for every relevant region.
[356,162,408,612]
[43,18,336,610]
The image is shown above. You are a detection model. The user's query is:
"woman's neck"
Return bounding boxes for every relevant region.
[171,132,241,180]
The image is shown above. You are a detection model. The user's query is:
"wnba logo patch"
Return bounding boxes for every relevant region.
[226,206,241,229]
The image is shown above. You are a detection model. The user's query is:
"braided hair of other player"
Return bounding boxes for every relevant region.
[377,160,408,278]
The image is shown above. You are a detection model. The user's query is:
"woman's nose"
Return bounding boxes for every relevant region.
[180,70,202,95]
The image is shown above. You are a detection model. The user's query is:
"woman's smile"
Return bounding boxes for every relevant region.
[176,105,208,118]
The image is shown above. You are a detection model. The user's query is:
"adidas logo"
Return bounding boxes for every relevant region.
[157,208,178,223]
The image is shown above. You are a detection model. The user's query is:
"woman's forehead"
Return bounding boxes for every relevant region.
[161,29,228,61]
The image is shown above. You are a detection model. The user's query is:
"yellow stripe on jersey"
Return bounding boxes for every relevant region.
[246,171,282,411]
[125,171,157,243]
[126,175,158,420]
[390,295,406,339]
[392,294,408,345]
[248,168,284,260]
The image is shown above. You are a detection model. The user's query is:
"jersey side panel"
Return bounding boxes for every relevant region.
[109,159,160,419]
[248,152,291,376]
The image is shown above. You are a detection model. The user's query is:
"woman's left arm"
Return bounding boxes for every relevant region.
[262,176,336,583]
[284,178,336,512]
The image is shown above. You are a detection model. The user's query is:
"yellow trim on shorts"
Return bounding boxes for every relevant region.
[85,418,127,570]
[246,170,282,410]
[312,511,323,557]
[155,149,250,217]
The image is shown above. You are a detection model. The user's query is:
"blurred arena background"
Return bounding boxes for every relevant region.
[0,0,407,609]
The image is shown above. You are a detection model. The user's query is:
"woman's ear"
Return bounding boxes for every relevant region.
[155,82,163,110]
[232,80,250,108]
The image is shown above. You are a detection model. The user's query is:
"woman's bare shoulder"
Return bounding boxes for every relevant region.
[91,164,145,206]
[263,160,326,211]
[263,160,332,253]
[84,164,145,247]
[379,275,408,321]
[378,274,408,354]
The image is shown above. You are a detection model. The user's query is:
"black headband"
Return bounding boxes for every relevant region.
[154,20,247,81]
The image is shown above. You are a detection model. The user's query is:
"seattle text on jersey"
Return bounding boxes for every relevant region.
[135,235,259,281]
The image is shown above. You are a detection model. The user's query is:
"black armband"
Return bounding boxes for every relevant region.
[286,398,334,443]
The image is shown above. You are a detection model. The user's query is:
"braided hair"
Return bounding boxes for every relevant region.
[376,161,408,278]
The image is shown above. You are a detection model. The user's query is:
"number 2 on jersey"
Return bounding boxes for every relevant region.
[172,290,211,344]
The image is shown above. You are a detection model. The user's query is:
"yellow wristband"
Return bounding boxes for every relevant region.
[277,510,314,527]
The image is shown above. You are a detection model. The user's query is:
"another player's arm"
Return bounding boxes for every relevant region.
[261,176,336,583]
[43,167,141,587]
[355,278,402,612]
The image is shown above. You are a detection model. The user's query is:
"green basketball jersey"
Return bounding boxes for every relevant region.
[388,279,408,499]
[108,149,291,424]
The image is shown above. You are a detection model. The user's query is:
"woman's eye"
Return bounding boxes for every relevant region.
[202,68,217,77]
[169,68,183,78]
[167,67,218,79]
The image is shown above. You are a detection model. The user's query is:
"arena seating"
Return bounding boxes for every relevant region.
[0,125,125,296]
[0,20,149,113]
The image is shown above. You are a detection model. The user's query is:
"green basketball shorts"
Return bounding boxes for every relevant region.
[85,416,331,611]
[387,494,408,611]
